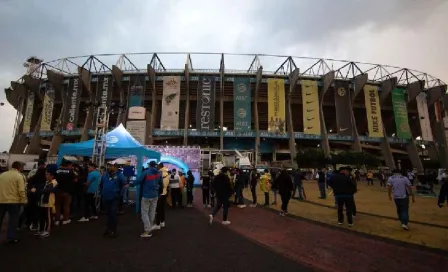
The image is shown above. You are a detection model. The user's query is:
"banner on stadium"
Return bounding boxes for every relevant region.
[391,88,412,139]
[161,76,181,130]
[126,120,147,144]
[267,79,286,133]
[334,81,353,136]
[40,83,55,131]
[301,80,320,135]
[128,75,145,108]
[22,91,35,133]
[64,77,81,131]
[233,77,251,131]
[416,93,434,141]
[364,85,384,138]
[196,76,216,130]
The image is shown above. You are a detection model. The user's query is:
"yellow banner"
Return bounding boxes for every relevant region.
[364,85,384,137]
[22,91,34,133]
[301,80,321,135]
[40,88,54,131]
[267,79,286,133]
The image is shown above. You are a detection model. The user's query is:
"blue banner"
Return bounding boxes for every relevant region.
[128,75,145,107]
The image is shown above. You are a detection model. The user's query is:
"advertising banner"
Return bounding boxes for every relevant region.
[126,120,147,144]
[40,83,55,131]
[64,77,81,131]
[267,78,286,133]
[416,93,434,141]
[196,76,216,130]
[334,81,353,136]
[93,76,113,129]
[391,88,412,139]
[301,79,320,135]
[364,85,384,138]
[128,75,145,107]
[22,91,35,133]
[161,76,181,130]
[128,106,146,120]
[233,77,251,131]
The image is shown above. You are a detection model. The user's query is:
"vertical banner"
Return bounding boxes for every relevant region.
[434,100,443,122]
[161,76,181,130]
[391,88,412,139]
[22,91,35,133]
[334,81,353,136]
[301,80,320,135]
[364,85,384,138]
[93,76,113,129]
[196,76,216,130]
[267,79,286,133]
[40,83,55,131]
[416,93,434,141]
[126,120,147,144]
[128,75,144,107]
[64,77,81,131]
[233,77,251,131]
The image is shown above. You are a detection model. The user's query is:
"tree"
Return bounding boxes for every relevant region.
[330,151,380,168]
[296,148,330,168]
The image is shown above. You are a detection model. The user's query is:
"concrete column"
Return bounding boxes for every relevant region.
[254,67,263,165]
[219,54,225,150]
[183,64,190,146]
[47,70,66,156]
[8,83,28,153]
[287,68,300,164]
[406,80,425,172]
[79,67,93,141]
[23,76,42,154]
[112,65,125,126]
[147,64,157,145]
[350,74,368,152]
[379,77,397,169]
[319,71,335,157]
[428,85,447,168]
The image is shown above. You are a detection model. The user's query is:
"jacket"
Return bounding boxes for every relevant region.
[160,167,169,196]
[135,167,160,199]
[0,169,27,204]
[213,173,232,198]
[101,171,126,200]
[438,182,448,206]
[260,173,272,193]
[186,174,194,191]
[277,174,293,195]
[329,172,356,197]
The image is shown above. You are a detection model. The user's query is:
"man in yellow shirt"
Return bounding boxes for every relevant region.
[260,169,272,206]
[0,161,27,243]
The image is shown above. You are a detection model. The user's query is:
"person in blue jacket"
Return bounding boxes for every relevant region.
[131,161,161,238]
[101,163,127,238]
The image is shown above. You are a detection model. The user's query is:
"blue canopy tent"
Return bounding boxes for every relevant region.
[56,124,161,213]
[143,155,190,174]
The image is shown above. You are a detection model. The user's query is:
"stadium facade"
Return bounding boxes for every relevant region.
[4,53,448,171]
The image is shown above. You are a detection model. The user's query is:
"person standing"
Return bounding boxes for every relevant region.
[55,161,75,225]
[153,163,169,230]
[379,171,386,187]
[366,171,374,185]
[20,161,46,230]
[0,161,27,243]
[292,169,304,200]
[101,163,127,238]
[276,170,293,216]
[209,167,232,225]
[202,171,211,208]
[36,170,58,238]
[270,169,279,205]
[387,169,415,230]
[186,170,195,207]
[437,177,448,209]
[317,168,326,199]
[329,167,356,227]
[235,169,246,208]
[260,169,271,206]
[249,170,259,207]
[407,170,415,186]
[132,161,160,238]
[169,170,182,208]
[78,163,100,222]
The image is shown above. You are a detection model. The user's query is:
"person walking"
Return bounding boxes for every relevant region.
[132,161,160,238]
[153,163,169,230]
[0,161,27,243]
[329,167,356,227]
[317,168,326,199]
[78,163,100,222]
[186,170,195,207]
[387,169,415,230]
[209,167,232,225]
[249,170,259,207]
[202,171,212,208]
[101,163,127,238]
[276,169,293,216]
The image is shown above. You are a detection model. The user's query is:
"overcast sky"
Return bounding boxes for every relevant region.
[0,0,447,151]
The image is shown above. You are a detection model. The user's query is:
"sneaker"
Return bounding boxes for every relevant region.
[78,217,89,222]
[160,222,166,228]
[238,205,246,208]
[401,224,409,231]
[222,221,231,225]
[280,212,285,216]
[208,215,213,226]
[207,204,211,208]
[39,231,50,238]
[62,219,71,225]
[338,222,343,225]
[348,224,354,227]
[90,216,99,220]
[271,202,277,205]
[29,225,38,231]
[151,225,161,231]
[140,232,152,238]
[34,232,42,236]
[54,221,60,226]
[249,204,257,207]
[108,231,118,238]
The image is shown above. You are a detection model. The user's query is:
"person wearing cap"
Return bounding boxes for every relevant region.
[209,167,232,225]
[101,163,127,238]
[387,169,415,230]
[132,161,160,238]
[328,167,356,227]
[55,161,76,225]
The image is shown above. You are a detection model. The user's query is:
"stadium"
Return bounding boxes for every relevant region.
[3,53,448,171]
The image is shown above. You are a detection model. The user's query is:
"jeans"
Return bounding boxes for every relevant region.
[293,184,303,199]
[212,196,229,221]
[155,195,166,225]
[394,197,409,225]
[19,201,38,228]
[55,191,72,221]
[170,188,182,208]
[318,183,326,198]
[38,207,51,232]
[0,204,21,240]
[336,196,354,224]
[141,197,158,232]
[272,190,278,203]
[187,189,193,205]
[202,188,210,205]
[123,187,129,203]
[103,197,118,232]
[235,187,244,205]
[367,178,373,185]
[250,186,257,204]
[280,193,291,212]
[84,193,97,218]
